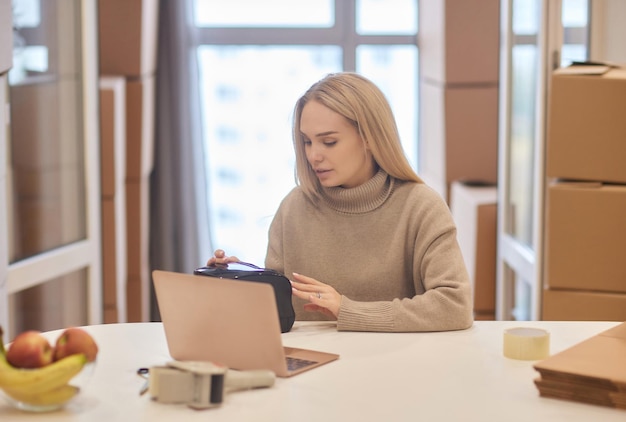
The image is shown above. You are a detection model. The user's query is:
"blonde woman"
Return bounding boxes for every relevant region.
[208,73,473,332]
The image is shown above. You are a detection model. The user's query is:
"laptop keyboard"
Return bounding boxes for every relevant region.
[286,356,317,372]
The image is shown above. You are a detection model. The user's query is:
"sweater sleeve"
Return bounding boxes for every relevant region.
[337,192,474,333]
[265,205,285,274]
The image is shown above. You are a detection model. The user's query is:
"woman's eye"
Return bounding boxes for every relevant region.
[323,140,337,146]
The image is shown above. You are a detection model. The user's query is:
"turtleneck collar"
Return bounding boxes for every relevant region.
[319,169,395,214]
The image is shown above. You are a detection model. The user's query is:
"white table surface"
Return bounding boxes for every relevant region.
[0,321,624,421]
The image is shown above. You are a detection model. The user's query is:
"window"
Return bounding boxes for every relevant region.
[191,0,418,264]
[497,0,591,320]
[561,0,589,65]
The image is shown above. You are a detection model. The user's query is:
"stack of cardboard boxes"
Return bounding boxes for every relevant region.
[543,64,626,320]
[98,0,159,323]
[418,0,499,203]
[419,0,500,319]
[451,181,498,320]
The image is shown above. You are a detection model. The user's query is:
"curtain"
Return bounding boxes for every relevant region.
[149,0,212,320]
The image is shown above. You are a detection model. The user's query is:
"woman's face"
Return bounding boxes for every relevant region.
[300,100,376,188]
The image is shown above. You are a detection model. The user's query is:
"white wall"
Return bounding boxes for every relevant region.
[590,0,626,63]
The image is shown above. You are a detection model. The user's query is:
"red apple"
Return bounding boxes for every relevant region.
[53,327,99,362]
[6,330,54,368]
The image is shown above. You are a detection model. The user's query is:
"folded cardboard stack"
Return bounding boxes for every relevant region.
[533,322,626,409]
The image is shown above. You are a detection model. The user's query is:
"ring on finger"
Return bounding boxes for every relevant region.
[317,292,322,299]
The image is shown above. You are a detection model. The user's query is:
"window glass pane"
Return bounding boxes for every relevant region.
[194,0,335,28]
[356,45,418,170]
[8,0,86,263]
[12,0,41,27]
[356,0,417,35]
[561,44,586,66]
[562,0,588,27]
[198,46,341,265]
[507,264,531,321]
[513,0,540,35]
[561,0,589,67]
[506,45,537,247]
[10,269,89,333]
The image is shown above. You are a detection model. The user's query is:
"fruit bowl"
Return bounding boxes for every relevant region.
[0,326,99,413]
[0,359,95,413]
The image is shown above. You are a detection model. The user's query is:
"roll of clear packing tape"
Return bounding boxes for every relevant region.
[503,327,550,360]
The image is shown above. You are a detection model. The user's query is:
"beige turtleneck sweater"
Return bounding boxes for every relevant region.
[265,170,473,332]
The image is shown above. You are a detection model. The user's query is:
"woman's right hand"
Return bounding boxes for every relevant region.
[206,249,240,267]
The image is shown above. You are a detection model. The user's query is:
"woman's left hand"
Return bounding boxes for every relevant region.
[290,273,341,319]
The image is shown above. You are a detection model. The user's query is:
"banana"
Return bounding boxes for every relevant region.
[0,353,87,395]
[2,384,80,407]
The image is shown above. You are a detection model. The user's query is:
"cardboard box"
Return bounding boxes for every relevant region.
[102,197,127,323]
[11,167,85,259]
[125,178,150,322]
[0,0,13,74]
[100,77,127,198]
[419,0,499,84]
[450,181,497,313]
[126,75,156,181]
[546,65,626,184]
[98,0,160,76]
[126,179,150,278]
[473,312,495,321]
[10,79,83,170]
[127,273,150,322]
[419,82,499,201]
[542,288,626,321]
[545,182,626,293]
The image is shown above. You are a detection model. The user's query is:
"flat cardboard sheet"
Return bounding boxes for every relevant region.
[533,322,626,409]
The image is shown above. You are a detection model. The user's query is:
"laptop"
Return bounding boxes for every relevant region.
[152,270,339,377]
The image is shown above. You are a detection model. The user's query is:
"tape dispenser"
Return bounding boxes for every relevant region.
[147,361,275,409]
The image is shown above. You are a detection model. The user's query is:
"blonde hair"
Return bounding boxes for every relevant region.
[292,72,422,200]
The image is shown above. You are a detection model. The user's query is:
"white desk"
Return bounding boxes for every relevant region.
[0,321,623,421]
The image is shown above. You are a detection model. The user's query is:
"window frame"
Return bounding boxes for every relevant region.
[190,1,418,72]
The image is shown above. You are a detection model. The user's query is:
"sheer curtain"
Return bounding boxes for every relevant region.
[149,0,211,319]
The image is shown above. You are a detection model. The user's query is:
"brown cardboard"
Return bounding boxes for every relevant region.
[0,0,12,74]
[450,181,497,313]
[98,0,160,76]
[127,273,150,322]
[542,288,626,321]
[10,79,83,170]
[126,75,156,182]
[419,81,499,201]
[126,179,150,278]
[545,182,626,293]
[419,0,500,84]
[546,66,626,184]
[99,77,127,198]
[533,321,626,409]
[125,178,150,322]
[102,199,119,323]
[11,167,85,260]
[473,312,495,321]
[102,195,127,324]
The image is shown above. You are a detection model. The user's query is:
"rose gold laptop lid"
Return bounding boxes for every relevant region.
[152,270,339,377]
